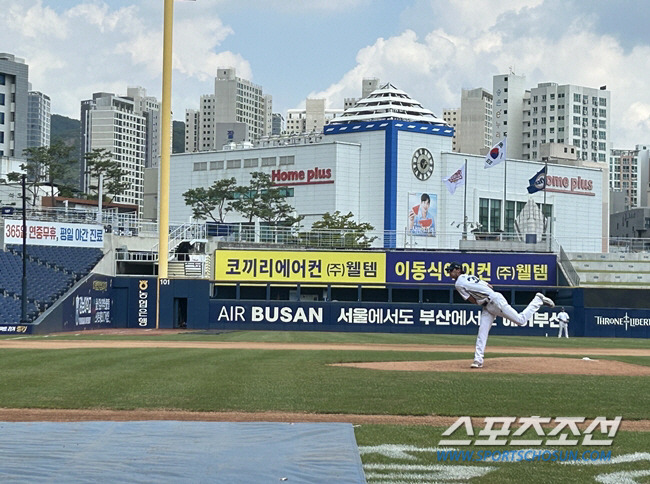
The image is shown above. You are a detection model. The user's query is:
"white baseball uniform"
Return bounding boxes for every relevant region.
[454,274,544,365]
[557,309,569,338]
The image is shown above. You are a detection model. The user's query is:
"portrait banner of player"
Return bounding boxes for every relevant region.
[408,192,437,236]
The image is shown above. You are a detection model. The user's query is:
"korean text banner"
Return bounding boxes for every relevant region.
[386,252,557,286]
[214,250,386,283]
[3,220,104,248]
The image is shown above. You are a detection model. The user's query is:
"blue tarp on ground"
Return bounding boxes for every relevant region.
[0,421,366,483]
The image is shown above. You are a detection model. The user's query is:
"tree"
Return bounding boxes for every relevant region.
[84,148,130,203]
[230,172,303,227]
[302,211,377,248]
[182,177,237,223]
[8,141,76,206]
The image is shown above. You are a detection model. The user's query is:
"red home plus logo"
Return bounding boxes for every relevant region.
[271,167,333,186]
[545,175,595,196]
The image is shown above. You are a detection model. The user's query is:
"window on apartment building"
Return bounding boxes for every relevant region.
[599,98,607,106]
[550,94,555,100]
[0,93,4,105]
[574,94,581,102]
[244,158,258,168]
[0,74,5,85]
[227,159,242,169]
[533,96,538,102]
[599,131,606,140]
[210,161,224,170]
[261,157,276,166]
[193,162,207,171]
[599,109,607,117]
[0,112,4,124]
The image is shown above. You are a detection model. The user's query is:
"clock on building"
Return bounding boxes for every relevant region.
[411,148,434,181]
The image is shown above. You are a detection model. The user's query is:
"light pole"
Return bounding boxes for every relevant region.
[156,0,174,328]
[21,174,27,324]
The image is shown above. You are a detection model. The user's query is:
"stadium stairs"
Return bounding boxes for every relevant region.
[567,252,650,287]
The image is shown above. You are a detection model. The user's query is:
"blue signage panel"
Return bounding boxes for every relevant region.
[209,301,563,335]
[386,252,557,286]
[131,277,157,329]
[0,324,32,334]
[584,308,650,338]
[60,274,113,331]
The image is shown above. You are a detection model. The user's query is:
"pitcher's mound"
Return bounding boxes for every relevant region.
[334,357,650,376]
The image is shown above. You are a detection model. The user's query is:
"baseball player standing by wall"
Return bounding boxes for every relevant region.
[446,262,555,369]
[557,307,569,338]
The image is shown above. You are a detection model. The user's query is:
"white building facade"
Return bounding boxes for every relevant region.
[168,84,606,253]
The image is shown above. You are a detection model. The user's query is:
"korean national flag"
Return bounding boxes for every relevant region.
[527,165,547,193]
[484,137,507,169]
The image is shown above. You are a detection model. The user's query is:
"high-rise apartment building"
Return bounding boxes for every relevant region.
[442,108,459,152]
[493,73,611,164]
[27,90,51,148]
[185,68,271,152]
[0,53,28,157]
[127,86,161,168]
[524,83,611,164]
[286,99,343,134]
[492,72,527,158]
[344,78,380,111]
[271,113,284,135]
[609,144,650,211]
[80,92,147,213]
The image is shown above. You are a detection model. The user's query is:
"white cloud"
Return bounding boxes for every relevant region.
[311,3,650,148]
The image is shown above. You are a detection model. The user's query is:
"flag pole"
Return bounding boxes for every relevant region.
[502,157,507,233]
[462,158,468,240]
[544,158,549,250]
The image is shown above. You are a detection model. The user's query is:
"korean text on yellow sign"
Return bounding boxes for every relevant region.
[214,250,386,283]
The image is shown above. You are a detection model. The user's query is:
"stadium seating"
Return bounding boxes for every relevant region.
[0,246,104,324]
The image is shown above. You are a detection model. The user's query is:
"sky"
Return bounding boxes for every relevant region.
[3,0,650,149]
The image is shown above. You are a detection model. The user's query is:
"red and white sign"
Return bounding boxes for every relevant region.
[3,220,104,248]
[271,167,333,186]
[545,175,595,196]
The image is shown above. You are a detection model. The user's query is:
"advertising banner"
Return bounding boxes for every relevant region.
[214,250,386,284]
[386,252,557,286]
[3,220,104,248]
[584,308,650,338]
[133,278,157,328]
[209,301,563,335]
[60,275,113,331]
[408,192,437,236]
[0,325,31,334]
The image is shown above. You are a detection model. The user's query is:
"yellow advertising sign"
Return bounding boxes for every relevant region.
[214,250,386,283]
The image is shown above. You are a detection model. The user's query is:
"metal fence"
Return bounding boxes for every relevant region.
[4,208,650,255]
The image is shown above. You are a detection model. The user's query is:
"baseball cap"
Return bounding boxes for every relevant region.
[445,262,463,274]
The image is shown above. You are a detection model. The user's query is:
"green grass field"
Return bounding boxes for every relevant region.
[1,330,648,483]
